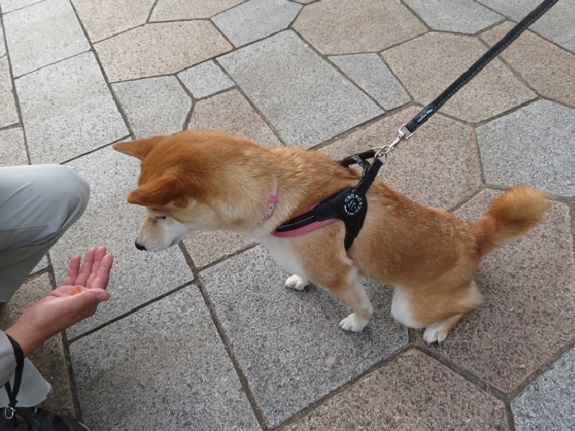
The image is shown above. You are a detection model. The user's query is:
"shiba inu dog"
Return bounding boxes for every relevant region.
[114,130,548,343]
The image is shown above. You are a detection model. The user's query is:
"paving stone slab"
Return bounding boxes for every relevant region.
[3,0,89,77]
[70,287,260,431]
[15,52,128,164]
[320,107,480,210]
[482,22,575,108]
[329,54,410,111]
[187,89,282,147]
[477,100,575,197]
[383,32,536,124]
[112,76,192,139]
[404,0,502,34]
[477,0,575,53]
[0,0,43,13]
[212,0,302,47]
[293,0,426,55]
[0,57,19,128]
[286,349,509,431]
[416,191,575,393]
[178,60,234,99]
[200,246,407,428]
[0,274,75,417]
[31,255,48,274]
[50,147,194,337]
[150,0,244,21]
[95,21,232,82]
[72,0,155,42]
[512,347,575,431]
[218,31,382,148]
[0,127,27,166]
[183,230,253,269]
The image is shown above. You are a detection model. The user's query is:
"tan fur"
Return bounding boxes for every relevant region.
[114,131,549,342]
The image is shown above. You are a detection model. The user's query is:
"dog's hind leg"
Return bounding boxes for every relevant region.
[284,274,310,291]
[392,280,483,343]
[422,314,465,344]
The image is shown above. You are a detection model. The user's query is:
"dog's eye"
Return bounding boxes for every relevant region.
[156,216,167,220]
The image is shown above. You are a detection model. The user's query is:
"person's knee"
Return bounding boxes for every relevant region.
[45,165,90,220]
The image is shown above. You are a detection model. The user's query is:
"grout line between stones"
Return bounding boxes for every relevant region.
[68,0,136,142]
[42,252,85,420]
[473,3,573,56]
[174,74,196,131]
[308,102,417,153]
[61,134,131,165]
[178,234,269,428]
[414,344,509,401]
[508,336,575,401]
[505,401,518,431]
[67,280,197,345]
[274,345,413,431]
[212,57,287,146]
[397,0,433,33]
[10,48,90,80]
[476,28,540,95]
[0,11,32,164]
[194,274,270,431]
[146,0,160,23]
[0,0,47,16]
[194,242,258,273]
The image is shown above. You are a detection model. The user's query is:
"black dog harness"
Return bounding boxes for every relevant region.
[273,155,383,250]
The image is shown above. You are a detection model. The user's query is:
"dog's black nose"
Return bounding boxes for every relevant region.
[135,241,146,251]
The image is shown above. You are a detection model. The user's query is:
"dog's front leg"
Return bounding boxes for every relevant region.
[260,228,373,331]
[329,268,373,332]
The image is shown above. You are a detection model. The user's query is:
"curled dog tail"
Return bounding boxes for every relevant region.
[471,184,549,256]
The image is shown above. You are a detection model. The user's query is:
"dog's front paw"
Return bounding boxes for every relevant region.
[339,313,369,332]
[284,274,309,291]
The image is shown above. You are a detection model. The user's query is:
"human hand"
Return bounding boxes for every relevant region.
[5,247,113,356]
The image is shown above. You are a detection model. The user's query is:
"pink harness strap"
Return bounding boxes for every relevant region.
[272,203,337,238]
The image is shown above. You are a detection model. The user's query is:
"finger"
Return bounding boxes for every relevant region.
[86,246,107,288]
[89,254,114,291]
[61,255,81,286]
[75,247,97,286]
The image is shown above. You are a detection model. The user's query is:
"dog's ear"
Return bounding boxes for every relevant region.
[112,136,164,160]
[127,175,187,206]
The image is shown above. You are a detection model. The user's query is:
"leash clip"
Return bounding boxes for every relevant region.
[374,124,413,159]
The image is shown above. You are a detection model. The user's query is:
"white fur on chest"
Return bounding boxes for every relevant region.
[256,234,306,278]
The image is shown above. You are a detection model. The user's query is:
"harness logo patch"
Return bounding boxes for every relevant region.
[343,193,364,216]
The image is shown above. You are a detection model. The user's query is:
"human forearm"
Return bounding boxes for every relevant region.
[4,322,45,357]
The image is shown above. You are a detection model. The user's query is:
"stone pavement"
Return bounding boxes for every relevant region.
[1,0,574,429]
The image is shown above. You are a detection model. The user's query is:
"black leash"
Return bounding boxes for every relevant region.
[277,0,559,249]
[339,0,559,167]
[405,0,559,134]
[3,334,24,420]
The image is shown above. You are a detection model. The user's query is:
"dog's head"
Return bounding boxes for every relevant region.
[114,131,270,252]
